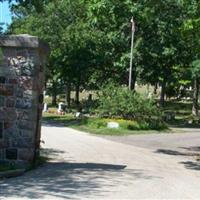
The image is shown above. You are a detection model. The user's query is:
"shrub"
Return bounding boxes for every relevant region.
[85,118,167,131]
[98,83,162,121]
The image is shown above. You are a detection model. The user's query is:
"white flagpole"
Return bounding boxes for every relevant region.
[129,17,135,90]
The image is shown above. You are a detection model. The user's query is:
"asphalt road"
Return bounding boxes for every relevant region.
[100,128,200,155]
[1,125,200,199]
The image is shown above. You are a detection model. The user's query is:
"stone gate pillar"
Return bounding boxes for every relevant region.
[0,34,49,167]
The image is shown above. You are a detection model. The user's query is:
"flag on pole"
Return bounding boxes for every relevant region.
[131,17,135,33]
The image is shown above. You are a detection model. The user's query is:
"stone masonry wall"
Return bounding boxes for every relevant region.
[0,35,48,167]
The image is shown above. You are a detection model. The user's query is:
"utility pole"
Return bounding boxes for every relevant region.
[129,17,136,90]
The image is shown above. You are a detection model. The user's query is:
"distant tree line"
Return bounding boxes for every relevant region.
[1,0,200,115]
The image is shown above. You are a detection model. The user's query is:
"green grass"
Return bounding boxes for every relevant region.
[163,100,200,128]
[0,163,17,172]
[43,99,200,136]
[43,112,168,136]
[70,126,165,136]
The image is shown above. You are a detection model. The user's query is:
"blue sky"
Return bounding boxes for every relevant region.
[0,1,12,30]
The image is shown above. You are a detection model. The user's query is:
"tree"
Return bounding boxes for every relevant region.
[181,0,200,115]
[7,0,200,113]
[191,60,200,116]
[136,0,186,106]
[86,0,142,88]
[9,0,97,106]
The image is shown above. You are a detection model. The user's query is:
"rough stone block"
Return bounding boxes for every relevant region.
[6,148,18,160]
[0,76,6,84]
[0,96,5,107]
[0,84,14,96]
[18,120,35,130]
[0,122,3,138]
[0,66,17,77]
[18,148,34,161]
[0,149,3,159]
[19,76,33,90]
[8,78,18,84]
[4,121,14,130]
[16,110,37,121]
[0,140,7,148]
[16,98,32,109]
[19,130,33,138]
[0,149,5,160]
[0,108,17,121]
[15,88,23,98]
[20,61,36,77]
[6,97,16,107]
[11,138,34,148]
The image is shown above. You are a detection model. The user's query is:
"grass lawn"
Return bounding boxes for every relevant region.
[42,100,200,136]
[163,100,200,128]
[0,163,17,172]
[42,112,169,136]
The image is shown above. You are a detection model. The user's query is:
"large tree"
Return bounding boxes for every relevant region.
[9,0,96,105]
[180,0,200,115]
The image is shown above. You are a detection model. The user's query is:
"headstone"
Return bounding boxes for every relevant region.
[43,103,48,112]
[75,112,81,118]
[43,90,46,97]
[148,92,152,99]
[58,102,64,113]
[164,112,175,121]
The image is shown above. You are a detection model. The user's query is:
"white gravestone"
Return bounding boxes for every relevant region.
[107,122,120,129]
[43,103,48,112]
[75,112,81,118]
[58,102,64,114]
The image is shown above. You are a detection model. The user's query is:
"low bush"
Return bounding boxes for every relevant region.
[98,83,161,119]
[84,118,167,131]
[97,83,166,130]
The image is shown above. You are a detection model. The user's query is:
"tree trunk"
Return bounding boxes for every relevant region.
[154,83,158,95]
[160,79,166,107]
[131,70,137,91]
[65,82,71,108]
[51,81,57,106]
[52,92,57,106]
[192,78,199,116]
[75,81,80,105]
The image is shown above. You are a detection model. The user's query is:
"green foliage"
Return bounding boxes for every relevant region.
[191,60,200,78]
[85,118,166,131]
[0,162,17,172]
[7,0,200,112]
[43,112,167,133]
[98,83,163,122]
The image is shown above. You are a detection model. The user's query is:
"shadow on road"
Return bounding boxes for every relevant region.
[0,161,160,199]
[180,161,200,171]
[0,145,162,199]
[155,147,200,172]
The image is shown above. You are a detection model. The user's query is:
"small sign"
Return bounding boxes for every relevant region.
[107,122,120,129]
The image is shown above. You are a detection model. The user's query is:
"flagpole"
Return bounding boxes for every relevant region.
[129,17,135,90]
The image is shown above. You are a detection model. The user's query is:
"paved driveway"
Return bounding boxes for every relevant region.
[1,125,200,199]
[100,128,200,156]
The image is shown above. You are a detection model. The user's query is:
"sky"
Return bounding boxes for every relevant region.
[0,1,12,30]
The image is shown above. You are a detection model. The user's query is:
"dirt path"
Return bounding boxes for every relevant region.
[1,125,200,199]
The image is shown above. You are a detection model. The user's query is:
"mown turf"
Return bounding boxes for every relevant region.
[42,112,168,136]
